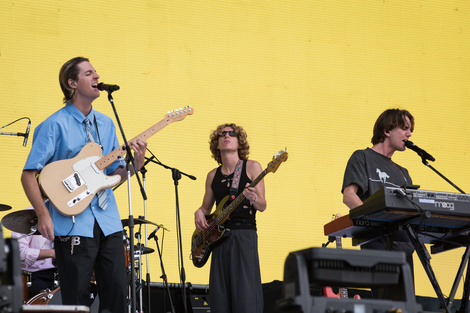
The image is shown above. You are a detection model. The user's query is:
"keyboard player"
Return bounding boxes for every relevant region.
[341,108,416,297]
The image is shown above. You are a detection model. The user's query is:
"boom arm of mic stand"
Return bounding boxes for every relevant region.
[421,158,465,194]
[144,157,197,181]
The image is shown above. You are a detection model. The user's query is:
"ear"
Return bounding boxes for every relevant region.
[384,129,391,137]
[68,79,76,88]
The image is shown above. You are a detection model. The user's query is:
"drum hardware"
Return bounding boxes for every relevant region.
[123,218,166,313]
[134,243,155,255]
[22,271,31,303]
[26,287,60,305]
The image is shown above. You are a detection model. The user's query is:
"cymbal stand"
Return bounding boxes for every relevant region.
[134,224,144,313]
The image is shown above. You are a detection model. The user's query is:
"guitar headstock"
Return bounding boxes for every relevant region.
[165,106,194,123]
[266,150,288,174]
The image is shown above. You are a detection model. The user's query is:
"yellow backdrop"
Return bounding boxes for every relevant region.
[1,0,469,298]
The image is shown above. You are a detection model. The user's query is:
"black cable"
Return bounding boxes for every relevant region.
[0,117,30,129]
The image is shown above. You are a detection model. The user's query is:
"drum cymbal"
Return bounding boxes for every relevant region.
[122,218,169,231]
[0,204,12,211]
[122,217,157,227]
[134,243,155,255]
[1,210,40,235]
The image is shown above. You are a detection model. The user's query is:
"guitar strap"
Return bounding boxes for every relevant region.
[229,160,244,201]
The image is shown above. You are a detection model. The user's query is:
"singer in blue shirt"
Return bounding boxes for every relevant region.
[21,57,147,312]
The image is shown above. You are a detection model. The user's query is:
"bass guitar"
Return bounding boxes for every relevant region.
[191,150,288,268]
[38,107,194,216]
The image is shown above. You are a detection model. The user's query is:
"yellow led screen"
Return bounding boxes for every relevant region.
[1,0,469,298]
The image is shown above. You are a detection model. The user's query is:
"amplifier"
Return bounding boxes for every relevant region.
[276,247,421,313]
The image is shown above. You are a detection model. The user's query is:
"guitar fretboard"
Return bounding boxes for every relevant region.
[94,109,191,171]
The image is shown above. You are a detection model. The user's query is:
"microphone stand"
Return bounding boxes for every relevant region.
[416,154,469,312]
[149,228,176,313]
[0,117,30,145]
[139,162,152,313]
[105,91,147,313]
[145,157,196,313]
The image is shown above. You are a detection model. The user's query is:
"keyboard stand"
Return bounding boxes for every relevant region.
[405,223,452,312]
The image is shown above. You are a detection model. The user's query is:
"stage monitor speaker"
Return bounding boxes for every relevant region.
[22,304,90,312]
[190,294,210,313]
[276,247,421,313]
[0,235,23,312]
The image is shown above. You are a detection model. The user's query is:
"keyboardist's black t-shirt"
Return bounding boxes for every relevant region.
[341,147,415,279]
[342,147,412,202]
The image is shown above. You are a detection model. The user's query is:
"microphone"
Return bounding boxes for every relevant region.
[97,82,120,92]
[23,121,31,147]
[148,226,160,240]
[405,140,435,162]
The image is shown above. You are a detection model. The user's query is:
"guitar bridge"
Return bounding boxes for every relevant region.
[62,172,85,192]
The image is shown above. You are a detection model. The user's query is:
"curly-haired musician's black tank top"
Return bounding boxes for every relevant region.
[211,160,257,230]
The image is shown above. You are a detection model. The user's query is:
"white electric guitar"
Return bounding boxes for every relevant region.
[38,107,194,216]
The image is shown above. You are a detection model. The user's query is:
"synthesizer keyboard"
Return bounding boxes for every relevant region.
[350,187,470,221]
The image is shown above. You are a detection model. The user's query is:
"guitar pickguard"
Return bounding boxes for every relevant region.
[65,156,120,208]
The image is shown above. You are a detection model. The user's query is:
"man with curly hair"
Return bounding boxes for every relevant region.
[194,123,266,313]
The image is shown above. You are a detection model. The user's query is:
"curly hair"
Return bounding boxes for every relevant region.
[209,123,250,165]
[371,108,414,145]
[59,56,90,104]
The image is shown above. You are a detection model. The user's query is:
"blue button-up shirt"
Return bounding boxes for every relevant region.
[24,103,123,237]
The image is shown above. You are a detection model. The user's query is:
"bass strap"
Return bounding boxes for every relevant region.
[229,159,244,201]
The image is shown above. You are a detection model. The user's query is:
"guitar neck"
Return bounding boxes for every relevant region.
[215,168,268,224]
[94,116,173,171]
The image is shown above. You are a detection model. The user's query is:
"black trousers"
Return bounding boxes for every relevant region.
[209,229,263,313]
[55,220,127,313]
